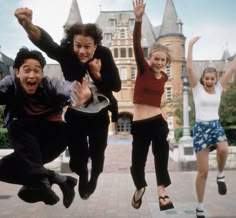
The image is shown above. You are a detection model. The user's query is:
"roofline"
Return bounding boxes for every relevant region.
[157,33,186,40]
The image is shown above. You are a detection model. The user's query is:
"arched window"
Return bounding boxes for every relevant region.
[116,113,133,134]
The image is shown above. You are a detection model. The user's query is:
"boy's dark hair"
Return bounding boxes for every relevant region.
[65,23,103,45]
[13,47,46,69]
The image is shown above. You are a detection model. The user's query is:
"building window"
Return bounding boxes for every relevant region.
[129,18,135,28]
[114,48,118,58]
[109,19,116,27]
[120,67,127,80]
[120,29,125,39]
[120,48,126,58]
[128,47,133,58]
[131,67,136,80]
[166,65,172,78]
[181,43,185,57]
[165,86,172,100]
[167,112,174,129]
[143,47,148,58]
[104,33,112,41]
[117,116,132,133]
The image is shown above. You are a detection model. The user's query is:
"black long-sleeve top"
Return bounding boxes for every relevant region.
[30,27,121,121]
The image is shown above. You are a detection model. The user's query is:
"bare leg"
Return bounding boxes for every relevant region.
[216,141,228,195]
[195,149,209,204]
[216,141,228,172]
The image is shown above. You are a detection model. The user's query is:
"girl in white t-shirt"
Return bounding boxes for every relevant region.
[187,36,236,218]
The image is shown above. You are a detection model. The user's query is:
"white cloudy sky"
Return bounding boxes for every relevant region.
[1,0,236,63]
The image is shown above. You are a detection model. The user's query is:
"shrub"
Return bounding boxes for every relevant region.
[224,126,236,146]
[0,128,12,149]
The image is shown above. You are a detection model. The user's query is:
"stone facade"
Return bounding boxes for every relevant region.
[1,0,234,140]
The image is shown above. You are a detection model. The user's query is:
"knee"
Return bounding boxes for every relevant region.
[217,143,228,156]
[197,170,208,180]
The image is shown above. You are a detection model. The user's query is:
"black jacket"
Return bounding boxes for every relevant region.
[32,27,121,121]
[0,75,74,127]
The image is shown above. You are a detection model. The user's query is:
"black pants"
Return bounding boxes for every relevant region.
[0,119,69,185]
[130,114,171,190]
[65,107,110,177]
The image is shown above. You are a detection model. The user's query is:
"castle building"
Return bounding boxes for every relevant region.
[1,0,234,140]
[0,47,14,79]
[92,0,185,138]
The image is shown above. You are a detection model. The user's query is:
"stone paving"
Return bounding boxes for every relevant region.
[0,138,236,218]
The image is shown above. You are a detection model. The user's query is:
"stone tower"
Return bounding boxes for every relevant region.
[156,0,186,138]
[62,0,186,137]
[63,0,83,31]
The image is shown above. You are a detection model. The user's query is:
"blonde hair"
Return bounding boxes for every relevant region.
[148,43,171,65]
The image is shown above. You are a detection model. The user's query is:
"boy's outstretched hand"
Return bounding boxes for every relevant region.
[71,78,92,107]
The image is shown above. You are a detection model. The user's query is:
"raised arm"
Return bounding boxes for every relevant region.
[15,8,65,63]
[133,0,146,22]
[14,8,41,42]
[186,36,201,88]
[132,0,147,73]
[220,56,236,89]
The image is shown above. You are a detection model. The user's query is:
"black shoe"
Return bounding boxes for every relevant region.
[87,178,98,196]
[78,172,89,200]
[196,208,205,218]
[58,176,77,208]
[217,176,227,195]
[18,183,59,205]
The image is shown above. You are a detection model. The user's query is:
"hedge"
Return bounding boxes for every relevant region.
[0,128,12,149]
[224,126,236,146]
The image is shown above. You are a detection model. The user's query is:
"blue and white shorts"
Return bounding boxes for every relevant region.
[193,120,227,153]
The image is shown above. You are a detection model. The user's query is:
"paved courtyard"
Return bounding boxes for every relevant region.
[0,138,236,218]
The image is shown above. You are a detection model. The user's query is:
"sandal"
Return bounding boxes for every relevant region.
[159,195,174,211]
[196,208,205,218]
[217,176,227,195]
[131,187,146,209]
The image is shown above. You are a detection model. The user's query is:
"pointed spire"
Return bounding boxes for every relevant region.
[64,0,83,29]
[221,46,231,61]
[159,0,181,36]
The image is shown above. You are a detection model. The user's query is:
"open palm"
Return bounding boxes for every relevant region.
[133,0,146,20]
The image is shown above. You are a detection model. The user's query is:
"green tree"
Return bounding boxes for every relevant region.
[219,80,236,126]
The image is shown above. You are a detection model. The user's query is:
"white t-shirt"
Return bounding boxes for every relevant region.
[192,81,223,122]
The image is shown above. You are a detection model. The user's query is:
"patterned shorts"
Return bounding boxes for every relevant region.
[193,120,227,153]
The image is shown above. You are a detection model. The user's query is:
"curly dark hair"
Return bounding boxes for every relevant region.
[13,47,46,69]
[65,23,103,45]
